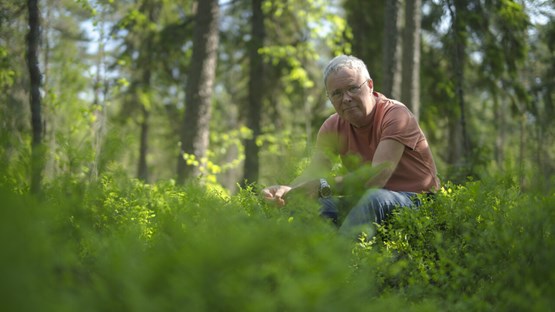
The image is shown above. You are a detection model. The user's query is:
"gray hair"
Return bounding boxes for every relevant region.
[323,55,371,85]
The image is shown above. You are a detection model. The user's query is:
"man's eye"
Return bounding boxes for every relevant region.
[348,86,359,92]
[331,91,341,97]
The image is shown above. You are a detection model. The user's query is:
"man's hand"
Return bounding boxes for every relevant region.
[261,185,292,206]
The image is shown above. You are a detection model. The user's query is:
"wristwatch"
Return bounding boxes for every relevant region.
[319,178,332,198]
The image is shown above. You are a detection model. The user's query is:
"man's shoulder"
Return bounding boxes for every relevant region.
[376,96,413,120]
[375,93,408,110]
[320,113,349,132]
[322,113,341,127]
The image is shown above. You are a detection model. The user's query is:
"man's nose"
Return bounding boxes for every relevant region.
[341,92,353,102]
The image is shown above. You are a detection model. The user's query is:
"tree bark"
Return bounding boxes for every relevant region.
[241,0,265,186]
[382,0,403,99]
[447,0,471,171]
[401,0,421,120]
[137,0,158,183]
[138,104,150,181]
[493,96,505,168]
[91,5,107,181]
[26,0,44,193]
[177,0,220,183]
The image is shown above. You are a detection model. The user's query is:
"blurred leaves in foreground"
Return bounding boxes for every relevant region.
[0,170,554,311]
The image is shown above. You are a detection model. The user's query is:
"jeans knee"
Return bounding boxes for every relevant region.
[360,189,415,224]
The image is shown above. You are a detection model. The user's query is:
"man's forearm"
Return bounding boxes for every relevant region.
[289,152,332,190]
[329,163,389,196]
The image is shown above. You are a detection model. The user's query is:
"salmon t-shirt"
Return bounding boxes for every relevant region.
[317,92,440,193]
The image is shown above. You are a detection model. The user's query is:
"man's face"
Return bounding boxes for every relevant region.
[326,68,374,128]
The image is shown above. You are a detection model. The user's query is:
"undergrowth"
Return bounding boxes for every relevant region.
[0,171,554,311]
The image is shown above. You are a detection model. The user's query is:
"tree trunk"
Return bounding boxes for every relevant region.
[447,1,471,172]
[493,96,506,168]
[91,5,108,181]
[518,112,526,188]
[242,0,265,186]
[382,0,403,99]
[177,0,220,184]
[138,105,150,181]
[401,0,421,120]
[447,114,464,170]
[137,0,158,183]
[27,0,44,193]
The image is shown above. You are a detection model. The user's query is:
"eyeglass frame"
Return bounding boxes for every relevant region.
[327,79,369,103]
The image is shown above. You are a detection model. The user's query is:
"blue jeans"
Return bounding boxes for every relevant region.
[319,189,419,238]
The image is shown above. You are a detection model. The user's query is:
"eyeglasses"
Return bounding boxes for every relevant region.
[327,80,368,103]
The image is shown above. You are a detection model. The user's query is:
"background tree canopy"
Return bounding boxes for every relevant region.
[1,0,554,191]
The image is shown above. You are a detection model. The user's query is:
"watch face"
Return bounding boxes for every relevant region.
[319,179,332,198]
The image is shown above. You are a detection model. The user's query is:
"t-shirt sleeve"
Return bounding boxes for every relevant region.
[380,105,421,150]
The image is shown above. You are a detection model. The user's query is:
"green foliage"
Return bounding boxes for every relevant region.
[257,127,312,185]
[360,176,555,310]
[0,171,359,311]
[179,126,251,187]
[1,169,554,311]
[0,47,15,88]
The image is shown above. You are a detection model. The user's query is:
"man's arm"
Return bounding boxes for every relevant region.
[261,149,333,205]
[332,139,404,193]
[262,139,404,204]
[290,150,332,188]
[365,139,405,187]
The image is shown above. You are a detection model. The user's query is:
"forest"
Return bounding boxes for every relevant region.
[1,0,555,311]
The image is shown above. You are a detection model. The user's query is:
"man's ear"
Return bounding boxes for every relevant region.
[367,79,374,92]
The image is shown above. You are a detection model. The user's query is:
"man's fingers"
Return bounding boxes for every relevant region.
[274,189,285,198]
[274,186,292,199]
[261,189,273,199]
[261,185,291,206]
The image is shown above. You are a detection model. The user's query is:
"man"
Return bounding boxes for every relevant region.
[261,55,440,238]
